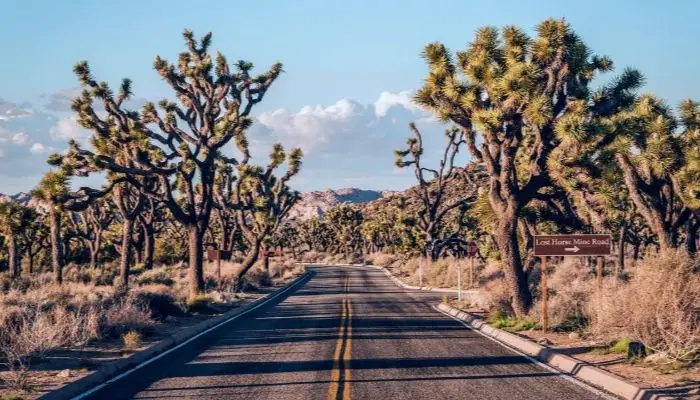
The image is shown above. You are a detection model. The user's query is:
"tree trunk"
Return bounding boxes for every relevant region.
[27,252,34,274]
[119,218,134,287]
[493,214,532,318]
[686,217,698,256]
[49,208,63,284]
[188,225,205,298]
[262,245,270,276]
[89,245,98,269]
[7,235,19,278]
[236,239,262,283]
[143,225,155,270]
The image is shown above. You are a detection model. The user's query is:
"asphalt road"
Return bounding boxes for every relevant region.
[82,266,608,400]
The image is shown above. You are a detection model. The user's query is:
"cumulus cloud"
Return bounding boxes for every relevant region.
[0,89,466,194]
[29,143,46,154]
[11,132,28,145]
[0,98,33,120]
[50,117,91,142]
[245,90,466,191]
[374,90,423,117]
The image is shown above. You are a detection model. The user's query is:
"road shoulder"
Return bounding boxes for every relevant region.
[40,269,314,400]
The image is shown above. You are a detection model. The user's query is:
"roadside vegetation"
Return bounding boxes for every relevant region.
[0,29,305,396]
[0,16,698,396]
[283,17,700,385]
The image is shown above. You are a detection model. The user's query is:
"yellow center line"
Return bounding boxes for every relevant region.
[328,272,353,400]
[343,298,352,400]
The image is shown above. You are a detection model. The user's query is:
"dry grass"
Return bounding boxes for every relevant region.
[591,250,700,363]
[121,330,142,350]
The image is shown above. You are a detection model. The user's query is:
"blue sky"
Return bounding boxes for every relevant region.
[1,0,699,193]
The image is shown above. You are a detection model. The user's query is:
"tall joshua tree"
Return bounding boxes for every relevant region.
[54,30,283,297]
[216,144,302,282]
[414,19,642,317]
[395,123,479,260]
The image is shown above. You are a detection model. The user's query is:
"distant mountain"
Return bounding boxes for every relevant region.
[0,191,32,205]
[288,188,397,220]
[0,188,398,220]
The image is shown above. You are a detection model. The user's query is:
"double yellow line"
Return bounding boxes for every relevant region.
[328,272,353,400]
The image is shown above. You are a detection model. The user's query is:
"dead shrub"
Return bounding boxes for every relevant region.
[592,250,700,362]
[371,253,397,267]
[529,258,594,331]
[103,300,155,338]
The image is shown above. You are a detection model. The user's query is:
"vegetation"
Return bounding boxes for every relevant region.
[0,17,698,391]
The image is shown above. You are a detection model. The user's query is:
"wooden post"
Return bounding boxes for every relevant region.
[596,256,603,291]
[216,257,222,284]
[541,256,548,333]
[457,261,462,302]
[470,256,475,288]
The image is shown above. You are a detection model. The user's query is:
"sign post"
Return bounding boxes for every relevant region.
[534,234,611,333]
[466,241,478,289]
[457,260,462,301]
[206,248,232,284]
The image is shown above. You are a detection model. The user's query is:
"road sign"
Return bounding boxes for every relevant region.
[534,234,611,256]
[467,241,478,257]
[206,249,232,261]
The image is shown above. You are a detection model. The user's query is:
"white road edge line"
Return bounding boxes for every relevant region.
[432,305,618,400]
[71,270,313,400]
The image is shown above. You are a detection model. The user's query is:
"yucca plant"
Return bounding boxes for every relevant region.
[414,19,642,317]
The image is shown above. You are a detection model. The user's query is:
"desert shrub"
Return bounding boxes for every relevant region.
[136,267,175,286]
[128,287,183,321]
[185,295,216,314]
[300,250,322,263]
[372,253,397,267]
[611,338,632,354]
[243,266,272,288]
[122,330,142,350]
[103,300,155,338]
[528,258,594,331]
[0,275,33,294]
[593,250,700,362]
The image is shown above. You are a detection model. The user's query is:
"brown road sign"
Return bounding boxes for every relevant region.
[467,241,478,257]
[534,234,611,256]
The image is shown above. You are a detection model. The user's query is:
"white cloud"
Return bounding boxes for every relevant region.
[29,143,45,154]
[50,117,91,142]
[373,90,422,117]
[11,132,28,146]
[245,90,466,192]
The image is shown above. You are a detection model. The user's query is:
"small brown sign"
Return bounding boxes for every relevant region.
[467,241,478,257]
[534,234,611,256]
[206,249,232,261]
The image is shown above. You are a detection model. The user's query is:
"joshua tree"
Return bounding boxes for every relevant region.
[395,123,480,260]
[55,30,284,297]
[32,171,119,284]
[0,202,33,277]
[324,205,364,257]
[21,212,49,274]
[609,96,692,251]
[113,183,145,285]
[222,144,303,283]
[71,198,114,269]
[137,195,165,269]
[414,19,643,317]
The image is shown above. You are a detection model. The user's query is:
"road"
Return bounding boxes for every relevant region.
[82,266,608,400]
